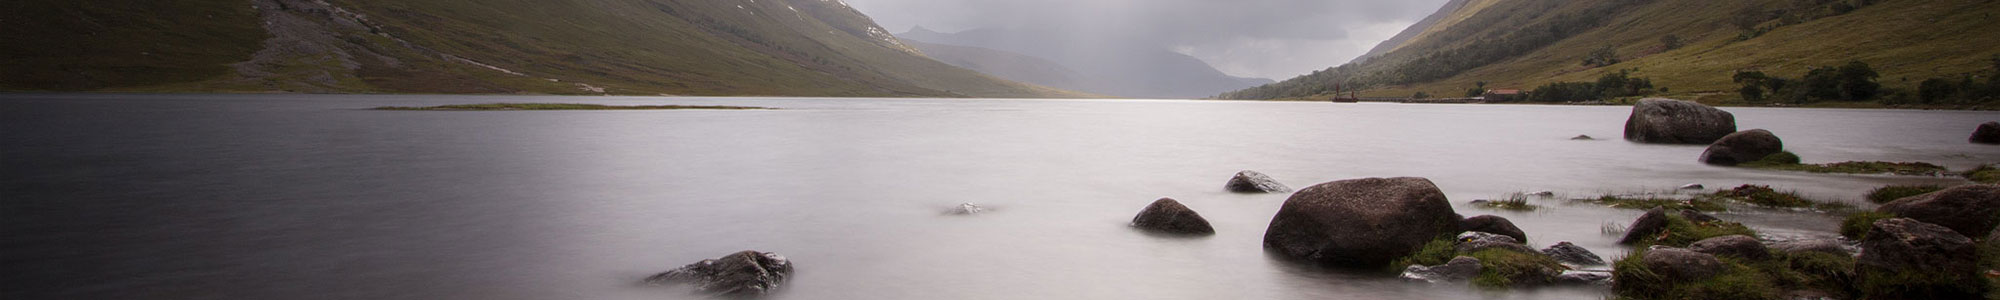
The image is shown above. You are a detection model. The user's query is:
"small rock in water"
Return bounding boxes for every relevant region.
[1530,191,1556,197]
[646,250,793,296]
[946,203,987,215]
[1225,170,1292,193]
[1455,231,1538,254]
[1555,270,1612,286]
[1541,241,1606,266]
[1400,256,1483,283]
[1459,215,1528,243]
[1130,198,1216,235]
[1571,135,1596,140]
[1689,235,1772,261]
[1679,183,1705,190]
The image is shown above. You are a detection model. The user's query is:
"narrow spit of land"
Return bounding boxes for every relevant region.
[372,103,773,111]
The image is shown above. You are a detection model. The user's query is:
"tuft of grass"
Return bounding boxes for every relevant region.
[373,103,771,110]
[1968,164,2000,184]
[1584,195,1728,212]
[1857,265,1988,300]
[1866,185,1945,204]
[1613,249,1781,300]
[1632,214,1760,249]
[1839,211,1899,240]
[1472,195,1539,212]
[1744,157,1951,176]
[1387,236,1461,273]
[1466,248,1566,288]
[1712,185,1856,211]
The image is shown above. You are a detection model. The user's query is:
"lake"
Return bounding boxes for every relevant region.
[3,94,1995,300]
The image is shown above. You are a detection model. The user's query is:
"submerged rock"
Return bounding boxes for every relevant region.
[1679,183,1705,190]
[1699,129,1785,166]
[1875,184,2000,238]
[1857,218,1983,298]
[1973,121,2000,144]
[1541,241,1605,265]
[1624,98,1738,144]
[1225,170,1291,193]
[1401,256,1484,284]
[1572,135,1596,140]
[1455,231,1538,254]
[1131,198,1215,235]
[1689,235,1771,261]
[1619,207,1672,245]
[1263,177,1460,268]
[1459,215,1529,243]
[946,203,987,215]
[1641,247,1726,281]
[645,250,793,296]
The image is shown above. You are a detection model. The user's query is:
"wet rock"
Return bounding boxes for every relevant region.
[1679,183,1705,190]
[1529,191,1556,197]
[1624,98,1738,144]
[945,203,987,215]
[646,250,793,296]
[1699,129,1785,166]
[1619,207,1671,245]
[1571,135,1596,140]
[1642,247,1727,281]
[1556,271,1613,286]
[1131,198,1215,235]
[1689,235,1772,260]
[1459,215,1528,243]
[1455,231,1539,254]
[1400,256,1483,283]
[1263,177,1461,268]
[1679,209,1722,224]
[1541,241,1606,265]
[1876,184,2000,238]
[1973,121,2000,144]
[1225,170,1291,193]
[1857,218,1983,298]
[1769,239,1850,256]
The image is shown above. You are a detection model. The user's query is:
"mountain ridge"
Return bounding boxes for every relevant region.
[899,26,1273,99]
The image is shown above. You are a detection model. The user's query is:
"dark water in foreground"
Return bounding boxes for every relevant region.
[3,94,1996,300]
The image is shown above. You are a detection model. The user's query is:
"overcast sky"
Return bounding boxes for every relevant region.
[841,0,1451,81]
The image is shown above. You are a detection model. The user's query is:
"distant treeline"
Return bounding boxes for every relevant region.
[1734,58,2000,105]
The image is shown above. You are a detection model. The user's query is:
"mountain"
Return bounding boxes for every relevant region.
[1351,0,1502,64]
[903,40,1091,93]
[899,27,1275,99]
[1223,0,2000,102]
[0,0,1091,98]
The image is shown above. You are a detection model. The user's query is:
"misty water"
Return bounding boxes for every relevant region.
[3,94,1996,300]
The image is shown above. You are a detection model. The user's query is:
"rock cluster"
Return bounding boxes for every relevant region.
[1875,184,2000,238]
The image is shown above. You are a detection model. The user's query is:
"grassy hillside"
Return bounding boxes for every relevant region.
[0,0,1087,98]
[1225,0,2000,105]
[0,0,266,90]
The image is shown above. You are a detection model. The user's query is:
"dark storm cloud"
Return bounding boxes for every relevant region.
[841,0,1449,80]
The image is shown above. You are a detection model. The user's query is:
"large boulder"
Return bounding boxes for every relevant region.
[1262,177,1461,268]
[1541,241,1606,265]
[1619,207,1672,245]
[1400,256,1483,283]
[646,250,794,296]
[1688,235,1772,261]
[1459,215,1528,243]
[1226,170,1292,193]
[1699,129,1784,166]
[1624,98,1738,144]
[1131,198,1215,235]
[1876,184,2000,238]
[1972,121,2000,144]
[1641,248,1727,281]
[1857,218,1983,298]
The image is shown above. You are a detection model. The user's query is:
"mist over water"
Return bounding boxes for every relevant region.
[2,94,1994,300]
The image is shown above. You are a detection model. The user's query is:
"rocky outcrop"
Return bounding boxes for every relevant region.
[1689,235,1771,260]
[646,250,794,296]
[1857,218,1983,298]
[1641,248,1727,281]
[1131,198,1215,235]
[1225,170,1291,193]
[1619,207,1672,245]
[1973,121,2000,144]
[1459,215,1528,243]
[1541,241,1605,265]
[1876,184,2000,238]
[1699,129,1784,166]
[1624,98,1738,144]
[1263,177,1460,268]
[1400,256,1483,283]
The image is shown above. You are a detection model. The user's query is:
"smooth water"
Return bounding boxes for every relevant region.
[3,94,1995,300]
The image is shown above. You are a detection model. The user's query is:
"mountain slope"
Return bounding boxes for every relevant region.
[900,27,1274,99]
[905,40,1091,93]
[1225,0,2000,102]
[0,0,1090,98]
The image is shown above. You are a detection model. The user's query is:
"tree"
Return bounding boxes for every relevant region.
[1919,78,1957,104]
[1466,81,1489,98]
[1734,71,1770,102]
[1583,46,1620,67]
[1413,91,1432,99]
[1800,67,1843,102]
[1661,34,1685,50]
[1836,61,1880,101]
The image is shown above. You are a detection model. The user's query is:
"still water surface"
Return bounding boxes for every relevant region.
[3,94,1996,299]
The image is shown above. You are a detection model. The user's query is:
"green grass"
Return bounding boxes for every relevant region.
[1466,248,1566,288]
[1741,151,1950,176]
[1839,211,1899,240]
[1472,195,1539,212]
[1714,184,1855,211]
[1969,165,2000,184]
[1583,195,1729,212]
[1388,236,1461,273]
[1857,265,1988,300]
[1866,185,1946,204]
[0,0,266,91]
[1613,249,1781,300]
[372,103,771,110]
